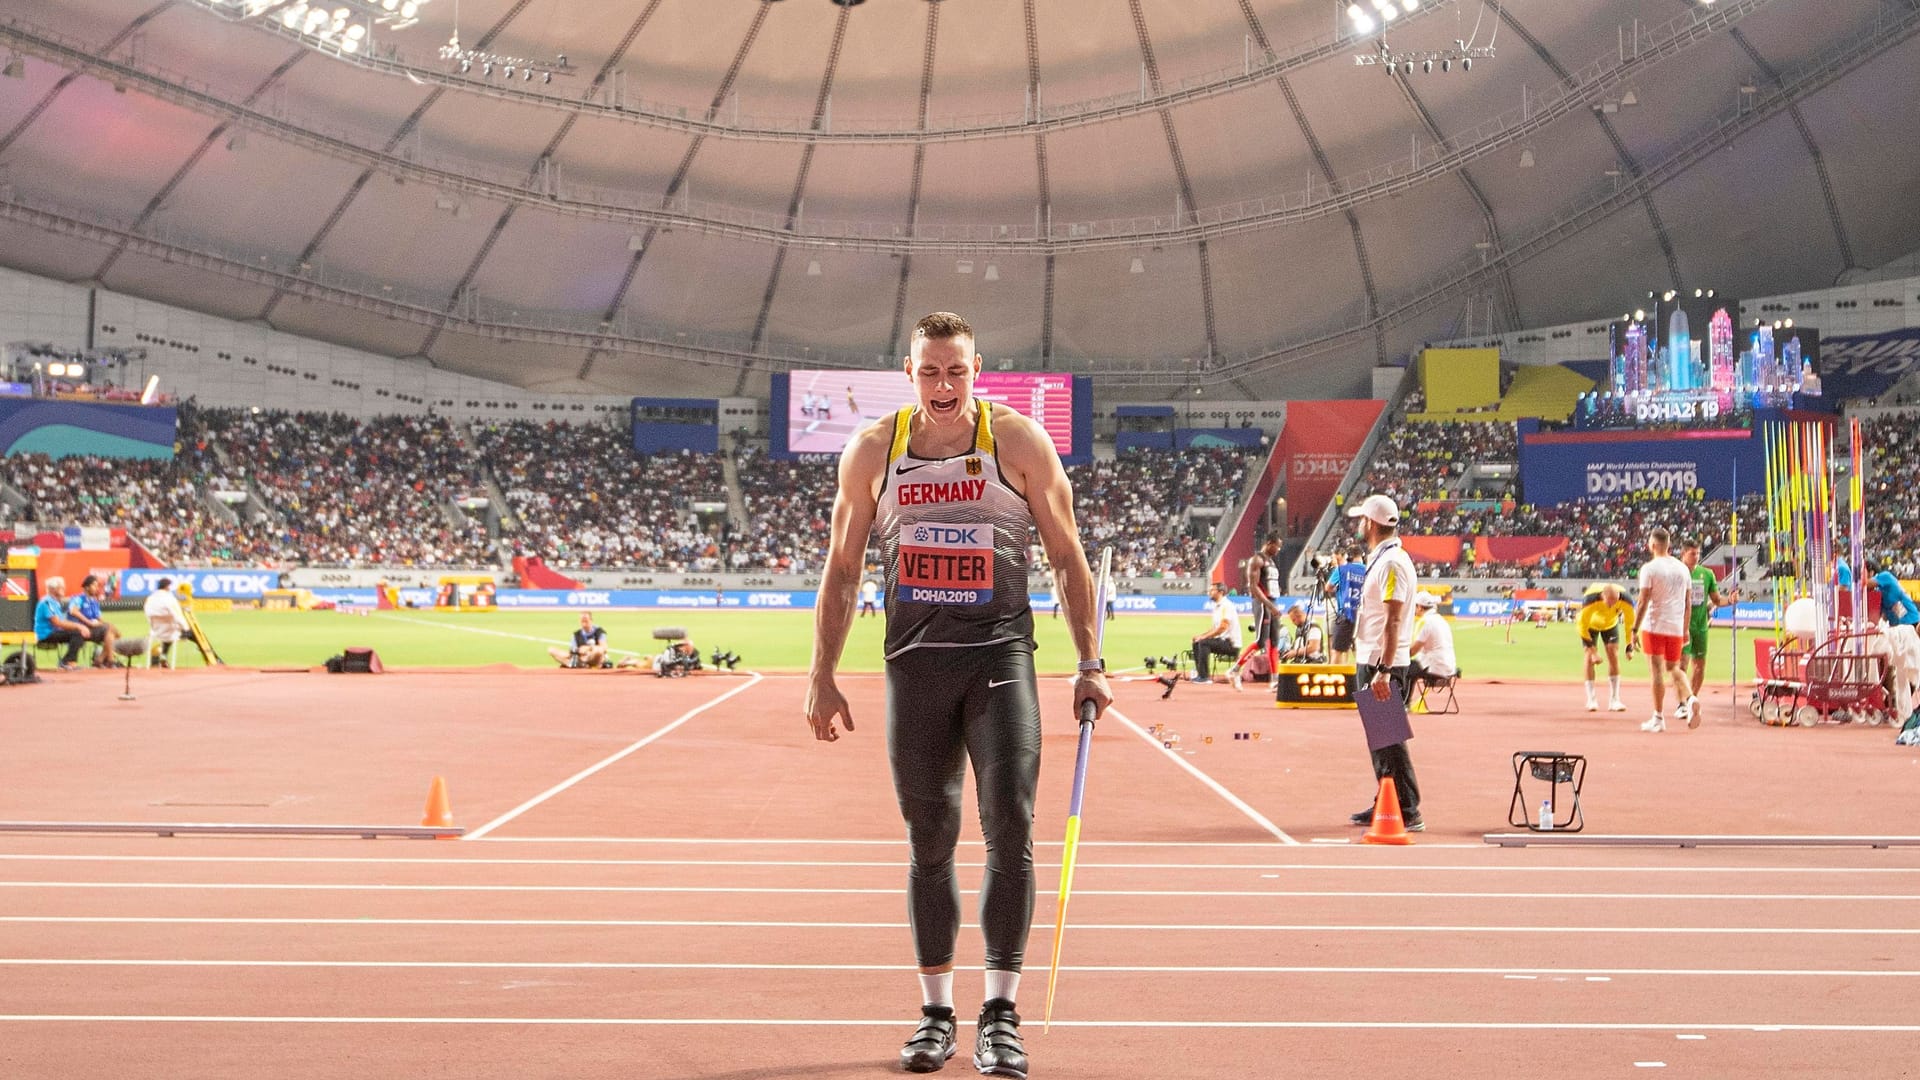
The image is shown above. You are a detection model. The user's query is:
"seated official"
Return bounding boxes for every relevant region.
[1188,581,1243,683]
[66,574,121,669]
[549,613,611,669]
[1407,592,1457,699]
[142,579,188,663]
[1279,605,1328,664]
[34,576,90,670]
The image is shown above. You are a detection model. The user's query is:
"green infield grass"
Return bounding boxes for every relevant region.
[169,607,1769,683]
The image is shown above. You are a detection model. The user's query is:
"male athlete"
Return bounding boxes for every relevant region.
[1231,533,1284,689]
[859,576,881,618]
[1577,583,1636,712]
[807,312,1111,1079]
[1679,539,1736,706]
[1634,528,1696,732]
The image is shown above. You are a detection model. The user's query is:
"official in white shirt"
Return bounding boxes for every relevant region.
[1346,494,1425,832]
[1190,581,1244,683]
[1407,592,1457,700]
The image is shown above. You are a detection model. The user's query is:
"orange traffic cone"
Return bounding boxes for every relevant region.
[1362,776,1413,846]
[421,775,454,830]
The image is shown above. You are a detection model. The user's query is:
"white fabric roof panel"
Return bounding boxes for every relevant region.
[0,0,1914,401]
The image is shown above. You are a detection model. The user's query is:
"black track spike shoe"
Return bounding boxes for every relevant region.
[973,998,1027,1079]
[900,1004,957,1073]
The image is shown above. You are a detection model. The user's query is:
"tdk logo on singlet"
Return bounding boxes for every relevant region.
[912,525,981,545]
[898,479,987,506]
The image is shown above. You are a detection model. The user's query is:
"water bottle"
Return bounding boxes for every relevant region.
[1538,799,1553,831]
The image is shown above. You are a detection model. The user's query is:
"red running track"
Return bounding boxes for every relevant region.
[2,668,1916,1077]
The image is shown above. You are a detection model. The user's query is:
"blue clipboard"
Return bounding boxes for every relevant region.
[1355,682,1415,751]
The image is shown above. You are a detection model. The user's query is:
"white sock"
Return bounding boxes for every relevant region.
[1584,680,1596,700]
[1609,676,1621,700]
[983,969,1020,1005]
[919,972,954,1009]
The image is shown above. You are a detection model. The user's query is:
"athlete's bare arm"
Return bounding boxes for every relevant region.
[997,410,1113,721]
[805,419,891,742]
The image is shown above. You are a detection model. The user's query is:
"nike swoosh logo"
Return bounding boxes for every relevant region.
[894,462,938,475]
[988,678,1021,689]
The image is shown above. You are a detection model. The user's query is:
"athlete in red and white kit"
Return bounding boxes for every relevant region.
[807,312,1110,1079]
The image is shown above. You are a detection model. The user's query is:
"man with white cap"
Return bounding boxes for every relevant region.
[1407,591,1456,704]
[1344,493,1424,832]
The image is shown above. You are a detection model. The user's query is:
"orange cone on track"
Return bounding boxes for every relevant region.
[1362,776,1412,846]
[422,776,454,830]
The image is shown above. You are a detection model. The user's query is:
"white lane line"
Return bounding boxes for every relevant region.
[0,1017,1914,1032]
[5,882,1914,901]
[2,854,1916,873]
[367,612,646,659]
[6,916,1917,934]
[1104,705,1297,845]
[5,960,1917,977]
[462,672,764,840]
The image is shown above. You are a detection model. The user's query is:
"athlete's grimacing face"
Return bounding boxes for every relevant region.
[906,335,981,425]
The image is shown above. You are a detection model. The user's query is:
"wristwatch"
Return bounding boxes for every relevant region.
[1076,658,1106,674]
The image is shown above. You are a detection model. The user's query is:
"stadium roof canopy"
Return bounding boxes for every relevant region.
[2,0,1918,401]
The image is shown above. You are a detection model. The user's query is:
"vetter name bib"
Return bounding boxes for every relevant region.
[899,522,995,605]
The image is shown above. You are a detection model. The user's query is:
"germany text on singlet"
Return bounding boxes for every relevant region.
[875,401,1037,660]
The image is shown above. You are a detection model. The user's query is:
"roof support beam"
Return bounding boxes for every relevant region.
[170,0,1460,145]
[1489,0,1686,290]
[1724,25,1856,273]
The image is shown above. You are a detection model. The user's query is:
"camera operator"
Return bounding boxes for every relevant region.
[1189,581,1243,684]
[1329,548,1366,664]
[548,613,610,669]
[1280,604,1328,664]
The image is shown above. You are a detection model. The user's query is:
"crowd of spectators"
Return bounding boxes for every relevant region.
[196,410,496,567]
[1359,419,1518,507]
[1860,409,1920,578]
[1395,494,1771,579]
[477,421,726,571]
[1061,448,1252,578]
[730,449,841,573]
[1346,411,1776,579]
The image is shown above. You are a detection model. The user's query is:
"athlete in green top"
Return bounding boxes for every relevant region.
[1679,538,1735,704]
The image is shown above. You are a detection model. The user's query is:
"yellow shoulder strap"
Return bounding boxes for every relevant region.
[974,399,996,455]
[887,407,914,463]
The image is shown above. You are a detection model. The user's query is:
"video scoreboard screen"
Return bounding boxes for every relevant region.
[771,370,1088,463]
[1575,292,1822,432]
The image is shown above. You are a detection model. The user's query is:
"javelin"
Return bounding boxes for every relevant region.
[1043,545,1113,1032]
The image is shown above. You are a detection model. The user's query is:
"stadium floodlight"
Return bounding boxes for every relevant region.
[1401,0,1419,12]
[46,362,66,377]
[440,33,575,83]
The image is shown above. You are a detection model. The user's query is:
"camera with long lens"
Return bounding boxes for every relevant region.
[653,643,704,678]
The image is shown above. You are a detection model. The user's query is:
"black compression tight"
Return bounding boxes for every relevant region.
[885,642,1042,972]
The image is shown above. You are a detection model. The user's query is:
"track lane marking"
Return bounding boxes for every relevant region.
[463,672,764,840]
